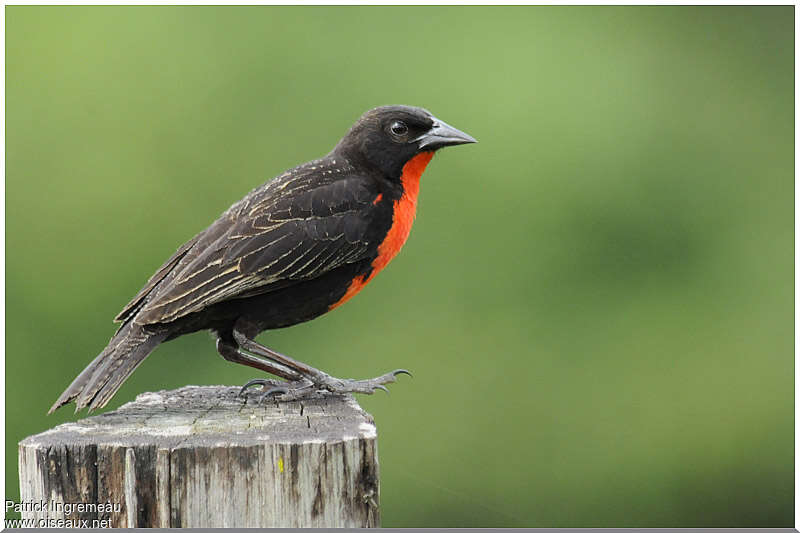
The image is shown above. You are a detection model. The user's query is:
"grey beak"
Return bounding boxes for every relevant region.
[416,117,477,149]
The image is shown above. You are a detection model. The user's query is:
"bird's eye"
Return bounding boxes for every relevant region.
[389,121,408,136]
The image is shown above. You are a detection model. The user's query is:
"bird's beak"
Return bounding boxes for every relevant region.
[416,117,477,150]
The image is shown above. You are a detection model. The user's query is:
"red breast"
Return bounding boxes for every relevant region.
[329,151,434,310]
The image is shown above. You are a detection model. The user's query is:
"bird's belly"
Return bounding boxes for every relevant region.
[213,261,372,331]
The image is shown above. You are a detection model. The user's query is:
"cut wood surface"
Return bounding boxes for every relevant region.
[18,386,380,527]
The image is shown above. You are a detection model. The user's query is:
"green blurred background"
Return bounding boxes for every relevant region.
[6,6,793,527]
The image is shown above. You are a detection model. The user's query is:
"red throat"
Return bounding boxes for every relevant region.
[330,151,434,310]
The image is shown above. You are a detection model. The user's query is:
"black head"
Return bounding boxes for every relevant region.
[333,105,476,179]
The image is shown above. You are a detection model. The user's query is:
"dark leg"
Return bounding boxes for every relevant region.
[215,336,302,381]
[215,333,319,401]
[232,321,411,398]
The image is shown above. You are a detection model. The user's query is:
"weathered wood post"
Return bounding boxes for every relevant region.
[18,386,380,527]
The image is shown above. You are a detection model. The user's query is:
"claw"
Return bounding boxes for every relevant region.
[258,386,289,404]
[263,386,289,398]
[239,379,269,396]
[240,367,410,402]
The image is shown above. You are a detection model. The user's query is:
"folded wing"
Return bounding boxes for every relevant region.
[131,175,376,326]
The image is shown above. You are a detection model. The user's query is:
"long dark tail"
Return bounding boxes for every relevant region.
[49,321,168,414]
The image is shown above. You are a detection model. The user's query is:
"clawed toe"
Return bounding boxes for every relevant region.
[376,369,412,383]
[239,378,289,401]
[239,378,271,396]
[318,369,412,395]
[238,367,412,402]
[239,377,319,402]
[261,386,289,398]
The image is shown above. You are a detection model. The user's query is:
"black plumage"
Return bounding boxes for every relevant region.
[51,105,476,413]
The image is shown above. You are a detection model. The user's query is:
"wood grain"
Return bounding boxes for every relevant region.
[19,386,380,527]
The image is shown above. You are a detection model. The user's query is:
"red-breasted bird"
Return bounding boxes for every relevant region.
[50,105,476,413]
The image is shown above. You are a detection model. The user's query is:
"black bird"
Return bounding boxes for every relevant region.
[50,105,476,413]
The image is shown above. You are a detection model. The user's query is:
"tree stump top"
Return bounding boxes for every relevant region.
[22,385,377,449]
[19,386,381,527]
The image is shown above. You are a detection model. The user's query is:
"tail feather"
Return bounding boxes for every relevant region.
[49,321,168,414]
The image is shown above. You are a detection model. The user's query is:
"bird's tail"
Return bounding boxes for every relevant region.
[49,321,169,414]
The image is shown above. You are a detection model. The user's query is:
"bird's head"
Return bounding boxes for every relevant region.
[334,105,477,179]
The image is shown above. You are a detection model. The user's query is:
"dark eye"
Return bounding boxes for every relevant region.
[389,120,408,136]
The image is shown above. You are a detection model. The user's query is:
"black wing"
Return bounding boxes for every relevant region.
[131,163,378,326]
[115,232,203,323]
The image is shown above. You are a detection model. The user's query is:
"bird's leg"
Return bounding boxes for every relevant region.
[216,337,302,381]
[231,326,411,398]
[216,336,317,402]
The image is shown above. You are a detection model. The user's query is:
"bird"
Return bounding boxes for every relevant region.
[50,105,476,414]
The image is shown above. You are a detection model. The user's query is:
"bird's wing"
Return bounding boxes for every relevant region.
[114,233,203,323]
[114,198,249,323]
[132,174,378,326]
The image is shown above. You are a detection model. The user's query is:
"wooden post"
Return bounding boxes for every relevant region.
[18,386,380,527]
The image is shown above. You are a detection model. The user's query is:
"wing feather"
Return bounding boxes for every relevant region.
[133,175,376,325]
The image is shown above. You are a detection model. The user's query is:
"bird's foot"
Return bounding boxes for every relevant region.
[313,369,412,395]
[238,377,317,403]
[238,369,412,403]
